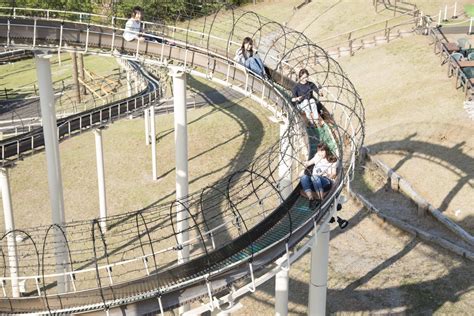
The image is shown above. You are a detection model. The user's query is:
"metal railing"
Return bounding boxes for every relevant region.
[0,5,364,313]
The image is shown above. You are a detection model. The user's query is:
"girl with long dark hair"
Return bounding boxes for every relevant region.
[234,37,267,78]
[300,143,337,204]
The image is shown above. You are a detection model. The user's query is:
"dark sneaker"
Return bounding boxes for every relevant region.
[308,199,319,209]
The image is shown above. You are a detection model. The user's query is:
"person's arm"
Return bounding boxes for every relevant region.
[124,19,142,42]
[316,82,324,97]
[123,19,135,41]
[292,84,303,103]
[304,153,318,168]
[234,49,244,64]
[326,162,338,179]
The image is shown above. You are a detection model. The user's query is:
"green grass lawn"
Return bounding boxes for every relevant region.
[465,4,474,17]
[0,53,121,91]
[0,78,278,229]
[0,53,128,113]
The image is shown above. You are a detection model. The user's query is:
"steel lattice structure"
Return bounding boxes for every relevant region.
[0,2,364,314]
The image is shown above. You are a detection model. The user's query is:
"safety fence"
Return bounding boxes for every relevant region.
[0,3,364,314]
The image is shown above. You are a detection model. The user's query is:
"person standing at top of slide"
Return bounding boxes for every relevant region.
[123,6,145,42]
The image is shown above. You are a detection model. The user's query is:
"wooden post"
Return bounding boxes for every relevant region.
[71,52,81,103]
[77,53,87,95]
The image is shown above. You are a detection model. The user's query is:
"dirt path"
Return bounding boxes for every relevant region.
[236,197,474,315]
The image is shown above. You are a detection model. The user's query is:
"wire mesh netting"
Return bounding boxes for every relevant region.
[0,1,364,313]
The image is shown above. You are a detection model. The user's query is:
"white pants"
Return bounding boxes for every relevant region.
[296,99,318,120]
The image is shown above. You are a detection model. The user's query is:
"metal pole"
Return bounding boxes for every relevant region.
[275,120,291,315]
[144,107,150,145]
[453,2,457,18]
[275,267,289,316]
[94,128,107,233]
[0,167,19,298]
[469,18,473,35]
[150,105,157,180]
[170,66,189,314]
[35,54,69,293]
[307,204,334,316]
[71,51,81,103]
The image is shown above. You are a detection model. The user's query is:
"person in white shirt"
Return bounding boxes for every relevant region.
[300,143,338,203]
[234,37,267,79]
[123,6,144,42]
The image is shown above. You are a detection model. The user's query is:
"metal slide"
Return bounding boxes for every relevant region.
[0,5,364,314]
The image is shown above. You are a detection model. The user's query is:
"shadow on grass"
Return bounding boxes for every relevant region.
[253,207,473,314]
[62,77,267,282]
[23,77,266,296]
[368,133,474,231]
[249,132,474,313]
[251,225,473,314]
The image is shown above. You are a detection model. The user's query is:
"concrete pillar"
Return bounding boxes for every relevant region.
[94,128,107,233]
[275,120,292,316]
[307,208,333,316]
[170,66,189,314]
[0,168,19,297]
[144,107,150,146]
[35,54,69,293]
[150,106,157,180]
[275,268,289,316]
[71,52,81,103]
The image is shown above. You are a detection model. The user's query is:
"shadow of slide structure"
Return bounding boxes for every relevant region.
[94,79,266,278]
[253,202,473,314]
[368,133,474,234]
[0,3,366,312]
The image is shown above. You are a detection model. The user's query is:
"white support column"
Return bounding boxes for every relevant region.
[275,267,289,316]
[94,128,107,233]
[35,54,69,293]
[275,120,292,316]
[150,106,157,180]
[278,121,293,200]
[170,66,189,314]
[308,205,334,316]
[0,167,19,298]
[144,107,150,146]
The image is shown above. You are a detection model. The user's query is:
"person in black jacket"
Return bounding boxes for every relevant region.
[291,68,323,126]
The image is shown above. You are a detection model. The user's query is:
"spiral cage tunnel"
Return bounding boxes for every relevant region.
[0,1,364,313]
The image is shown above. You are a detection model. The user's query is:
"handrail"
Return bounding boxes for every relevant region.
[0,6,364,313]
[0,22,304,294]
